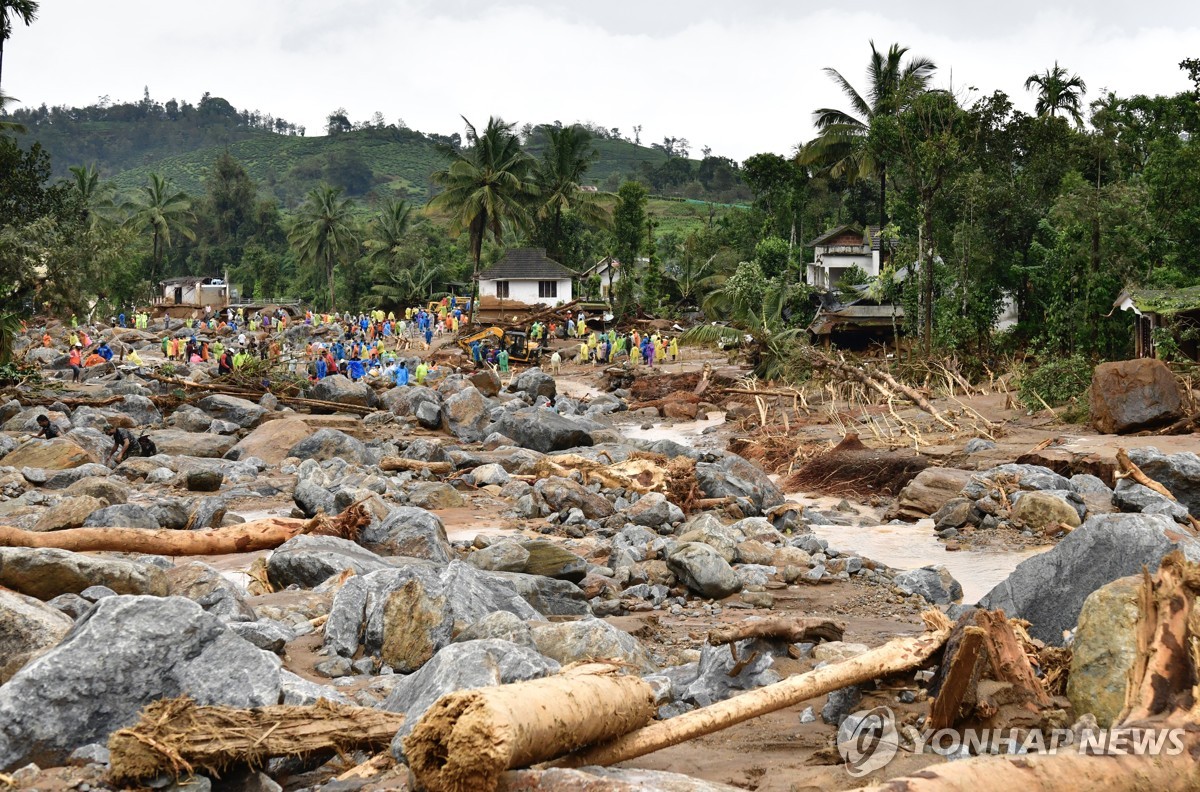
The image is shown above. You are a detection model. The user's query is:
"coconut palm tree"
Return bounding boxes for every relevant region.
[0,0,38,92]
[805,41,936,227]
[122,173,195,286]
[427,116,535,321]
[288,185,358,311]
[1024,62,1088,125]
[531,124,608,260]
[363,197,413,267]
[69,164,116,228]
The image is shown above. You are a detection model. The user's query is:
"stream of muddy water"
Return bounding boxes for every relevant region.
[808,520,1048,604]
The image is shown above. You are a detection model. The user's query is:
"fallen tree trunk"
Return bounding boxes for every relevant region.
[108,697,405,783]
[707,617,845,647]
[801,349,957,432]
[404,663,655,792]
[0,504,369,555]
[379,457,454,475]
[552,612,952,768]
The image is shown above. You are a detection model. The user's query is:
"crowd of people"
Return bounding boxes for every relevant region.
[38,294,686,395]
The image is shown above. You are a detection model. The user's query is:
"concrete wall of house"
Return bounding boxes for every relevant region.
[808,248,877,288]
[480,278,572,305]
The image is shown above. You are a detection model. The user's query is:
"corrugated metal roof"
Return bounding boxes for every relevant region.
[478,248,576,281]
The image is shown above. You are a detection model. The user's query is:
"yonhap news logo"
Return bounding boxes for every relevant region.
[836,706,1187,777]
[837,706,900,777]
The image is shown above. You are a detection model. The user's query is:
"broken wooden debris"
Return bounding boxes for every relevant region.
[107,697,405,783]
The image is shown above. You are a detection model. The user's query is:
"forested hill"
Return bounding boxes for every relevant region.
[3,93,749,207]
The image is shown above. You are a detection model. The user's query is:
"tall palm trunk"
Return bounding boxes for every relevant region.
[327,251,337,312]
[0,39,6,93]
[878,167,888,228]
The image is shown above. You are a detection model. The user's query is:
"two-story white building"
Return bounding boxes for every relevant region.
[806,225,885,289]
[478,248,574,306]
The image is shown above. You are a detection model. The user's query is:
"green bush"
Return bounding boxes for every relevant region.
[1016,355,1093,409]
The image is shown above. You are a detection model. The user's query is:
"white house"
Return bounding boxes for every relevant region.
[806,225,885,289]
[159,276,229,307]
[478,248,573,306]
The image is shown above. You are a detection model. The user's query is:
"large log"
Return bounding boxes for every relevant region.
[707,617,845,647]
[108,697,405,783]
[404,663,655,792]
[863,748,1200,791]
[552,612,952,768]
[0,504,369,555]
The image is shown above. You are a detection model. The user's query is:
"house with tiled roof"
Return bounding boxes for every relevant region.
[805,224,888,289]
[478,247,574,305]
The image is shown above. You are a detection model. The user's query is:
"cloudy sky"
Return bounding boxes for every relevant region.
[4,0,1196,160]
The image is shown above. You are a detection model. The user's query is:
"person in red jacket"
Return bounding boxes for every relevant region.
[68,345,82,383]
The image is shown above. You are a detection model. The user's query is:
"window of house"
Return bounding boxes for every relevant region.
[538,280,557,299]
[495,281,510,299]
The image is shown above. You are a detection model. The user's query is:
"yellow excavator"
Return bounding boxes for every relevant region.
[456,327,542,366]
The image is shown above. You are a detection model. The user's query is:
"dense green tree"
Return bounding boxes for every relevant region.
[427,116,534,319]
[1024,62,1088,125]
[610,180,647,308]
[288,185,358,311]
[122,173,196,285]
[806,41,936,227]
[0,0,37,91]
[530,124,606,263]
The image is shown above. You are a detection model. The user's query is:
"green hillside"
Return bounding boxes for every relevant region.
[6,94,729,209]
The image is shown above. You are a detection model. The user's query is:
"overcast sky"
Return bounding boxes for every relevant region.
[4,0,1196,160]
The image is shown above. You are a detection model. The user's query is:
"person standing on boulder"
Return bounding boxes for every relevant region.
[68,345,83,382]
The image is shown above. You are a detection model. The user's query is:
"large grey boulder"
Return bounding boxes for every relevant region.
[383,385,440,417]
[979,513,1200,644]
[961,464,1071,498]
[309,375,377,409]
[267,535,396,589]
[489,571,591,616]
[0,588,73,684]
[146,430,237,459]
[519,540,588,583]
[0,547,168,600]
[165,562,256,623]
[323,562,541,664]
[510,368,556,401]
[358,507,451,562]
[530,617,656,673]
[694,452,785,516]
[444,386,491,443]
[535,476,614,519]
[893,565,963,605]
[117,395,162,427]
[1127,447,1200,516]
[665,638,783,710]
[382,639,558,756]
[494,409,594,453]
[82,503,160,530]
[287,429,374,466]
[1112,478,1190,521]
[0,596,281,771]
[195,394,267,429]
[667,542,742,599]
[467,541,530,572]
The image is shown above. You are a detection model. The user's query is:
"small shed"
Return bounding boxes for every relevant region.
[478,248,574,306]
[1114,286,1200,361]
